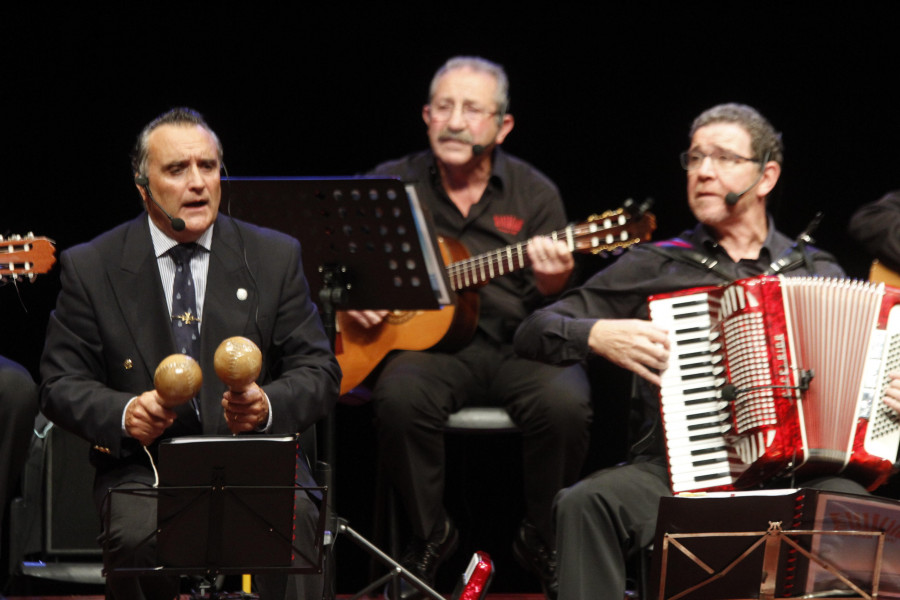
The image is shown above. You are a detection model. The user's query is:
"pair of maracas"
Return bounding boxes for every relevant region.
[153,336,262,408]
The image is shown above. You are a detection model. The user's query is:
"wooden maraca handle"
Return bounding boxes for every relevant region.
[214,336,262,392]
[154,354,202,408]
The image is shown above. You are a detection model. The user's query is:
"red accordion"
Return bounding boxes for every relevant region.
[649,275,900,494]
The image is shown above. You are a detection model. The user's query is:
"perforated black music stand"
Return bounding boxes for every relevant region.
[221,177,452,599]
[220,177,453,600]
[221,176,451,311]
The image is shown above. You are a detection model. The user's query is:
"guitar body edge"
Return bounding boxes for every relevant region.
[336,236,479,394]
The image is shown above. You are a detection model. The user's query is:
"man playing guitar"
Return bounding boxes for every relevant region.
[343,56,591,600]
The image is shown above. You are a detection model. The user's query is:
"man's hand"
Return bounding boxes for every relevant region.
[527,235,574,296]
[344,309,390,329]
[883,371,900,414]
[125,390,177,446]
[222,382,270,434]
[588,319,670,386]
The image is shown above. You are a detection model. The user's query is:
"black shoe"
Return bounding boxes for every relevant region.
[513,519,558,600]
[387,517,459,600]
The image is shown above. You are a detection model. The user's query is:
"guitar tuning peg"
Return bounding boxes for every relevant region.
[11,234,22,240]
[26,231,35,239]
[622,197,654,219]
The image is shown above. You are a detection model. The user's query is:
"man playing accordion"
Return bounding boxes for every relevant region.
[514,103,900,600]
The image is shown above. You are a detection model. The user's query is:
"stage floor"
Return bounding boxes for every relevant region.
[5,596,546,600]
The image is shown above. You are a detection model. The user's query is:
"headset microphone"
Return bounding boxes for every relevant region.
[134,174,186,232]
[472,144,486,156]
[724,189,748,206]
[724,150,771,206]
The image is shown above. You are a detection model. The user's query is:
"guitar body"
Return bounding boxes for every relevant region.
[869,259,900,287]
[337,236,479,394]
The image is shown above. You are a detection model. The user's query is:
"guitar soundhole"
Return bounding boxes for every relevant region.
[387,311,420,325]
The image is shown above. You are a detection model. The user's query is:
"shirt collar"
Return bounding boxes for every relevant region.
[694,214,778,261]
[148,214,214,258]
[428,147,507,195]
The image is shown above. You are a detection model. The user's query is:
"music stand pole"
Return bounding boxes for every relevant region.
[220,177,452,600]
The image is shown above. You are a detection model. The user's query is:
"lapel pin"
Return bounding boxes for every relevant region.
[236,288,248,301]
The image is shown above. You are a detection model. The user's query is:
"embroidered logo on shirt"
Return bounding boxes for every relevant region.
[494,214,524,235]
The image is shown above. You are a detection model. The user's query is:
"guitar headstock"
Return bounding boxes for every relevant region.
[570,200,657,256]
[1,233,57,282]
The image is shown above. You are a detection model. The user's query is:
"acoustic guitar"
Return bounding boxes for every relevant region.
[869,259,900,287]
[0,234,56,282]
[336,205,657,394]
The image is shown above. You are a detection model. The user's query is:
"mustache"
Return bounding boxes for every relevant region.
[438,130,474,144]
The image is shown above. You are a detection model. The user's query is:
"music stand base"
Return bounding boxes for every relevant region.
[333,518,443,600]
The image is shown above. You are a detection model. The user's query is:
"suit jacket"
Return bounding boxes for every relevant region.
[39,213,340,483]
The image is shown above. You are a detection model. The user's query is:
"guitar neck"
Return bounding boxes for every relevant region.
[445,221,587,291]
[446,208,656,292]
[445,238,535,291]
[0,235,57,281]
[445,207,655,292]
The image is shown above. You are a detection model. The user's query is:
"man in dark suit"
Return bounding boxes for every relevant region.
[39,108,340,599]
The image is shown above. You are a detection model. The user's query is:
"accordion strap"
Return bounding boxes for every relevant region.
[643,242,736,281]
[764,244,817,276]
[645,238,820,282]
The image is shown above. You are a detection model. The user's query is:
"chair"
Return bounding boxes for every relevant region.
[444,406,519,433]
[336,386,523,593]
[378,405,521,560]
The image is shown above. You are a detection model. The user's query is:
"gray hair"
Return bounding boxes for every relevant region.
[428,56,510,123]
[690,103,784,166]
[131,107,223,176]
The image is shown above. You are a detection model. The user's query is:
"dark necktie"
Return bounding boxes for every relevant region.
[169,243,201,359]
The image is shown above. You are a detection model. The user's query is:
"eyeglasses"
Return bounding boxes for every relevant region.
[679,148,761,172]
[429,101,498,124]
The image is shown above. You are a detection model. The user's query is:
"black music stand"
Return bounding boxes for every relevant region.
[221,176,451,311]
[221,177,453,600]
[103,435,327,599]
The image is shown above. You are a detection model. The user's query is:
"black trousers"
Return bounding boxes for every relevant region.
[372,332,592,546]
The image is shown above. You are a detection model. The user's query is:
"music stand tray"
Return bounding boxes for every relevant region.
[104,435,327,578]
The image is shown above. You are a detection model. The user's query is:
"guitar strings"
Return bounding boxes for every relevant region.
[444,219,636,290]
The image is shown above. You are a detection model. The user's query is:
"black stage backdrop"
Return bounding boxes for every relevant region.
[3,5,898,594]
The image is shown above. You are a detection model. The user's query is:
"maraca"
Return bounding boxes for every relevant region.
[153,353,202,408]
[214,336,262,392]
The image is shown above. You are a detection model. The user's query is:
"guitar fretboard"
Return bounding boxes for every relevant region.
[445,213,638,291]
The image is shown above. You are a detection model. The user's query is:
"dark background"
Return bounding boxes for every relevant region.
[3,5,899,595]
